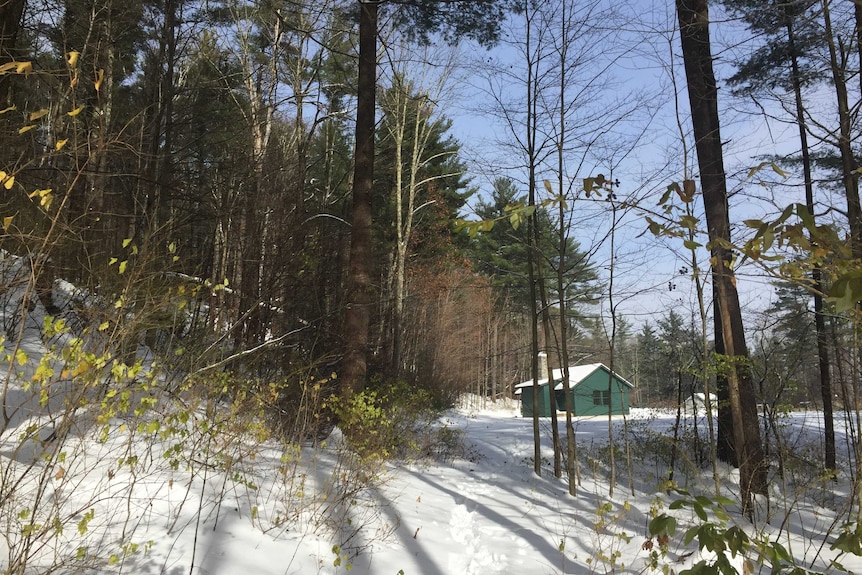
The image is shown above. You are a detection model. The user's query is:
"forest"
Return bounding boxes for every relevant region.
[2,0,862,572]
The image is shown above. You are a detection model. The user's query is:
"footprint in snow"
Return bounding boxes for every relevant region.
[448,504,507,574]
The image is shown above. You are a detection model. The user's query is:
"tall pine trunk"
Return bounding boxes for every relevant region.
[675,0,767,516]
[341,1,377,401]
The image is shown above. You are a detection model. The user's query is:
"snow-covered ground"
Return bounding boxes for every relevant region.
[1,394,859,574]
[2,249,861,574]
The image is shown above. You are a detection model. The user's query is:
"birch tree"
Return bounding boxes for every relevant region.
[378,44,463,372]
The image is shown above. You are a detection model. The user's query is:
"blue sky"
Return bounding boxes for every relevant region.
[424,0,808,332]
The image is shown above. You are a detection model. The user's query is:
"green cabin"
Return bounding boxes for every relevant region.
[515,362,633,418]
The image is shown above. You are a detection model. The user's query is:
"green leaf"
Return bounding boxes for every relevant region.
[659,185,673,206]
[774,203,795,226]
[828,274,862,313]
[770,541,792,562]
[683,560,710,575]
[77,509,95,535]
[649,514,677,537]
[831,525,862,555]
[683,525,699,546]
[679,215,699,230]
[762,227,774,251]
[796,203,815,230]
[646,217,662,237]
[724,526,748,556]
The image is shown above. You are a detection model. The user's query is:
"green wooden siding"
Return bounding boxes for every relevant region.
[519,365,631,417]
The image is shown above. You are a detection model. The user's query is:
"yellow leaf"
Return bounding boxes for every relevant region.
[29,109,49,121]
[54,466,65,480]
[0,105,16,114]
[15,349,28,366]
[94,69,104,92]
[122,238,132,248]
[0,61,32,74]
[118,260,127,274]
[98,322,110,331]
[72,359,91,377]
[67,52,79,67]
[67,106,85,117]
[55,139,68,151]
[3,176,13,190]
[3,216,13,231]
[18,125,35,134]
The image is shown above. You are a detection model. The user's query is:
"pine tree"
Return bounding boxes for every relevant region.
[340,0,508,401]
[720,0,836,473]
[675,0,768,515]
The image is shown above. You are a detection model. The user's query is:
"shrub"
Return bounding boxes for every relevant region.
[331,379,461,462]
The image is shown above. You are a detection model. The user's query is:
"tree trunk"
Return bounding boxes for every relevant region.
[785,12,835,473]
[341,0,377,401]
[537,242,562,477]
[557,0,577,494]
[675,0,768,516]
[0,0,23,60]
[823,0,862,252]
[714,310,736,466]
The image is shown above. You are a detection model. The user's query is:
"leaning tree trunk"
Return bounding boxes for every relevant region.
[341,1,377,401]
[675,0,768,517]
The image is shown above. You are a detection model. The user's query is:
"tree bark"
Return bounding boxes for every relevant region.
[823,0,862,251]
[675,0,768,515]
[0,0,24,62]
[784,11,835,473]
[341,0,378,401]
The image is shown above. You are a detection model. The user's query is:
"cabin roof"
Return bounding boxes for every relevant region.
[514,362,634,394]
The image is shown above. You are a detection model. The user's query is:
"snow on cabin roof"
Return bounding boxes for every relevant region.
[513,362,634,394]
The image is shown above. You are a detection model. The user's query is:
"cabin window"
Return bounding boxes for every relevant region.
[592,390,610,406]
